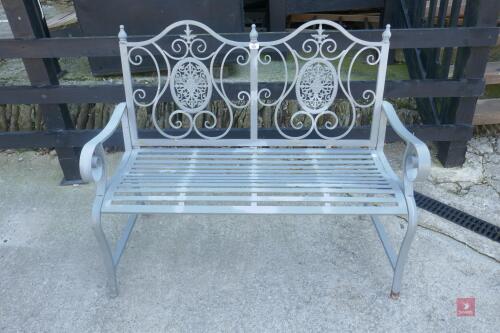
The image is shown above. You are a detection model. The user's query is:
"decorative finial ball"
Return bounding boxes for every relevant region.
[118,25,127,39]
[383,24,391,41]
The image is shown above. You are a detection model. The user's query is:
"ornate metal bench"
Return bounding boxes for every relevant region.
[80,20,430,298]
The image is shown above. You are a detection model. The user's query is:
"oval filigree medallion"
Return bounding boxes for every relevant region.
[170,58,212,112]
[295,59,338,113]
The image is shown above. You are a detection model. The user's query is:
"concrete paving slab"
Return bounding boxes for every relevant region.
[0,141,499,332]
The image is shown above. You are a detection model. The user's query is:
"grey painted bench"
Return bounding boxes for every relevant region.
[79,20,431,298]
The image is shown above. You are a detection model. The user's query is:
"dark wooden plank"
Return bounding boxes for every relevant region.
[382,0,399,27]
[438,0,499,167]
[426,0,438,27]
[0,27,497,59]
[0,79,485,104]
[382,0,400,63]
[0,124,472,149]
[398,0,440,124]
[287,0,384,13]
[268,0,287,31]
[437,0,463,78]
[2,0,81,182]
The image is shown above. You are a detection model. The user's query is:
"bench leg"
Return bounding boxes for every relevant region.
[91,197,138,297]
[91,199,118,296]
[370,197,418,300]
[390,197,417,300]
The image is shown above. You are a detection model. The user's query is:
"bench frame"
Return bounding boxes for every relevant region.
[80,20,430,299]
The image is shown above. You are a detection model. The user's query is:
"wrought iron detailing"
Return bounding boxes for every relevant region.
[82,20,430,297]
[118,20,391,143]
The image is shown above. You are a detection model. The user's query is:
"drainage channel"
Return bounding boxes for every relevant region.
[415,192,500,243]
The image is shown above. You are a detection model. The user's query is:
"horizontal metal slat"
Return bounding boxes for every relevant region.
[123,174,386,181]
[114,187,396,194]
[127,169,382,175]
[109,195,398,203]
[117,182,392,189]
[137,148,373,155]
[132,159,376,166]
[135,153,373,160]
[101,204,407,215]
[121,178,389,185]
[130,165,379,171]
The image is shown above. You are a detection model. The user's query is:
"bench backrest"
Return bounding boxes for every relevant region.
[118,20,391,148]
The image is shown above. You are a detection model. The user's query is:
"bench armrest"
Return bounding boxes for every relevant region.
[381,101,431,195]
[79,103,127,190]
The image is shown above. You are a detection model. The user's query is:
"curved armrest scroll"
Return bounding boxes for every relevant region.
[382,101,431,184]
[79,102,127,184]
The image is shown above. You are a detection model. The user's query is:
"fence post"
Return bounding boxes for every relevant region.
[382,0,398,63]
[437,0,499,167]
[3,0,82,184]
[269,0,287,31]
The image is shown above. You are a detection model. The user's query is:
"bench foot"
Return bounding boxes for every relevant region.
[91,198,138,297]
[389,290,400,300]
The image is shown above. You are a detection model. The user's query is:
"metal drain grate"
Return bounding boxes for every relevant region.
[415,192,500,243]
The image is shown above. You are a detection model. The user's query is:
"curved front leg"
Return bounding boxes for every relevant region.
[79,102,137,296]
[374,101,431,299]
[92,196,118,296]
[389,197,418,299]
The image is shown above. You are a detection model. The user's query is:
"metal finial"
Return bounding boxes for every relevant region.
[118,25,127,40]
[250,24,258,42]
[382,24,391,41]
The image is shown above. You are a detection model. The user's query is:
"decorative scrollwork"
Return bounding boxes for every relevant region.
[345,45,381,108]
[256,22,384,140]
[170,58,212,112]
[125,22,250,140]
[295,59,338,113]
[122,19,388,142]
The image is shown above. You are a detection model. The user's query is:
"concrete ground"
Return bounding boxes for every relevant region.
[0,139,499,332]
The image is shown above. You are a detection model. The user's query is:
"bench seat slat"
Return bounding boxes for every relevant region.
[123,175,386,180]
[102,148,406,215]
[137,148,374,154]
[130,166,379,171]
[121,179,389,184]
[137,152,371,161]
[109,195,398,203]
[132,159,376,165]
[102,205,406,215]
[117,182,392,189]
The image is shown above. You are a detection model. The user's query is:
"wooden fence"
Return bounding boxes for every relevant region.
[0,0,498,183]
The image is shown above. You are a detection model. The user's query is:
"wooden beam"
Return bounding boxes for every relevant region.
[2,0,81,183]
[473,99,500,125]
[0,27,497,59]
[438,0,499,167]
[0,79,485,105]
[286,0,384,13]
[288,13,380,25]
[0,124,473,149]
[268,0,287,31]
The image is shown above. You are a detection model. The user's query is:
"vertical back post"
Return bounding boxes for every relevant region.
[119,25,138,147]
[373,25,391,148]
[249,24,259,141]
